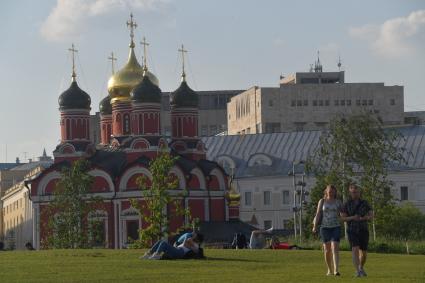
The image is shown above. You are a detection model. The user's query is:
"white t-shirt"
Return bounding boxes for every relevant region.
[178,240,199,254]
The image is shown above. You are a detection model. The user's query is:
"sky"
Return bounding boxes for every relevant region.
[0,0,424,163]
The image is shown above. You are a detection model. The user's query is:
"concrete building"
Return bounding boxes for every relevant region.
[0,151,52,244]
[161,90,242,136]
[227,67,404,135]
[203,125,425,229]
[1,166,44,249]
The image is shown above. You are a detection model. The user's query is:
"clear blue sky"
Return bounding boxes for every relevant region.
[1,0,424,162]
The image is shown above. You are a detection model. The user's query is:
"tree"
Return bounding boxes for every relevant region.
[130,152,192,248]
[306,114,405,240]
[42,160,102,249]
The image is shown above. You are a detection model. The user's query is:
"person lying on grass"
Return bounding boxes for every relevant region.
[141,233,204,260]
[269,236,301,250]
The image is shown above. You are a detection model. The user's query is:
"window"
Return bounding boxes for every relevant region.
[245,192,252,206]
[334,100,339,106]
[126,220,139,242]
[340,100,345,106]
[313,100,317,106]
[319,100,323,106]
[297,100,302,106]
[291,100,296,107]
[362,100,367,106]
[325,100,330,106]
[400,186,408,201]
[264,220,272,230]
[265,123,281,133]
[356,100,361,106]
[246,127,251,134]
[303,100,308,106]
[390,99,396,105]
[347,100,352,106]
[282,190,290,204]
[368,100,373,106]
[264,191,271,205]
[269,100,274,107]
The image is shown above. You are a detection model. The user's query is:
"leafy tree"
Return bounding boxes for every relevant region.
[379,203,425,241]
[306,114,405,240]
[42,160,102,249]
[130,152,192,248]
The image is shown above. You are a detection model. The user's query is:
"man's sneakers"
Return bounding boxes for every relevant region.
[149,252,162,260]
[139,252,151,260]
[356,268,367,277]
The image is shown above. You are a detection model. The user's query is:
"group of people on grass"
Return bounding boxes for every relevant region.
[141,183,372,278]
[313,184,373,278]
[141,231,205,260]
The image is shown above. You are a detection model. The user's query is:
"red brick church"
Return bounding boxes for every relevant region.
[28,15,240,249]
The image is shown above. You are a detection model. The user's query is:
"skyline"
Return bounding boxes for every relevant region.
[1,0,425,162]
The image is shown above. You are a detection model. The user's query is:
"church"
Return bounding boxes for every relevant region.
[28,14,239,249]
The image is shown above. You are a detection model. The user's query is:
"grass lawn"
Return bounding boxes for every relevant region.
[0,249,424,282]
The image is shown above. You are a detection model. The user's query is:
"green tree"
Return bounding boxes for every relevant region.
[130,152,192,248]
[379,203,425,241]
[306,114,405,240]
[42,160,102,249]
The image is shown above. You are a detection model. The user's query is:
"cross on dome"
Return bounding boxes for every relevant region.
[68,43,78,81]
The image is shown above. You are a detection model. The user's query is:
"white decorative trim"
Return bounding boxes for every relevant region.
[210,168,226,191]
[38,171,61,195]
[88,169,114,192]
[190,168,206,190]
[170,165,186,190]
[119,166,152,191]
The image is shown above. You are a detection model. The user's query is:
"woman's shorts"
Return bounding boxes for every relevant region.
[320,226,341,243]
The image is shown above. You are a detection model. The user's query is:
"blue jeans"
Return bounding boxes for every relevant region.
[149,240,185,259]
[320,226,341,243]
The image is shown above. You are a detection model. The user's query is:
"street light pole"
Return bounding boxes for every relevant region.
[292,163,297,241]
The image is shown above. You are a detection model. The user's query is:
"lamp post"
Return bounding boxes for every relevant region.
[289,161,307,243]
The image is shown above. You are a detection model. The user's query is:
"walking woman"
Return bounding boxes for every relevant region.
[312,185,342,276]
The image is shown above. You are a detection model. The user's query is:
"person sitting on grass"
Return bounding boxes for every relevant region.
[269,236,301,250]
[249,227,274,249]
[141,233,204,260]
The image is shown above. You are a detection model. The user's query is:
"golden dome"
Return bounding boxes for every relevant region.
[107,47,159,104]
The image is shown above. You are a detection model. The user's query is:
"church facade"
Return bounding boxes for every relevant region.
[28,15,239,249]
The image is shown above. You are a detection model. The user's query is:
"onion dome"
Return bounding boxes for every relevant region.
[170,79,198,108]
[99,95,112,115]
[107,47,145,103]
[58,80,91,110]
[131,73,162,103]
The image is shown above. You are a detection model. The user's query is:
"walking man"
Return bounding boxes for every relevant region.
[340,184,373,277]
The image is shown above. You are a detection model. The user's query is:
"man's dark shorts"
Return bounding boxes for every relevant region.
[347,229,369,250]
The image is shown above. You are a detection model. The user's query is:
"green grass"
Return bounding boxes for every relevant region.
[0,249,424,282]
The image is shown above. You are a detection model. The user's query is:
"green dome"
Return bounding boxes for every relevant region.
[131,75,162,103]
[170,81,198,108]
[99,95,112,115]
[58,81,91,110]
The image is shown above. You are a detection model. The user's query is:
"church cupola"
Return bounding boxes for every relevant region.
[130,37,162,135]
[59,44,91,142]
[107,14,143,137]
[170,44,199,138]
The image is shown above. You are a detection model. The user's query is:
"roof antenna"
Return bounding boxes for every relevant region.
[337,54,342,71]
[314,51,323,73]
